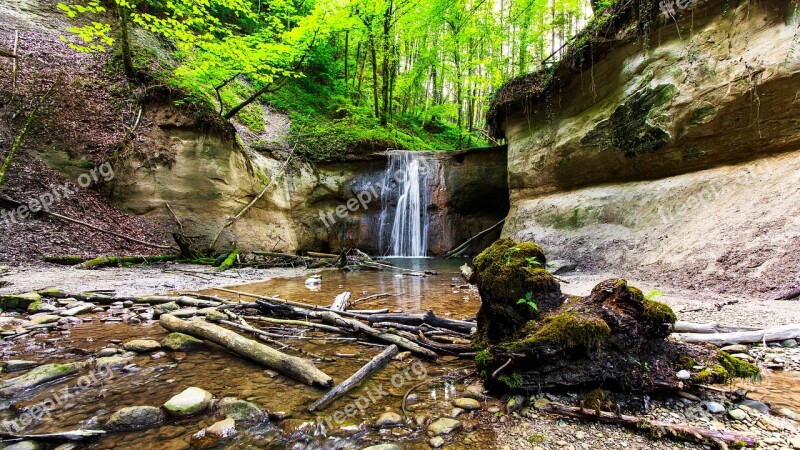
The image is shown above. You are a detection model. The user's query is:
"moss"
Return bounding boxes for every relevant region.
[691,365,729,384]
[675,355,695,371]
[642,298,677,326]
[528,434,545,444]
[719,352,760,381]
[498,372,523,390]
[503,313,611,353]
[580,389,612,410]
[475,350,491,368]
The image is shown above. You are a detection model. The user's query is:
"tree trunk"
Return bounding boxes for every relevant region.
[673,324,800,345]
[308,344,398,411]
[369,34,381,120]
[159,314,333,388]
[117,4,135,80]
[344,30,350,88]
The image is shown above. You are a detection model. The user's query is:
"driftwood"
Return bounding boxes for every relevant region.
[308,344,399,412]
[159,314,333,388]
[330,292,351,311]
[367,310,475,334]
[542,403,756,448]
[416,332,473,354]
[443,218,505,258]
[243,316,348,334]
[0,429,106,442]
[672,321,759,334]
[75,255,179,269]
[256,300,437,359]
[672,324,800,345]
[214,287,370,320]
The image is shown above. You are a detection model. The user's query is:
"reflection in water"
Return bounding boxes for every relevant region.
[0,259,491,449]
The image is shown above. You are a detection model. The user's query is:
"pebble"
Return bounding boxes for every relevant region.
[727,409,748,421]
[429,436,446,448]
[428,417,462,436]
[453,397,481,410]
[705,402,725,414]
[375,412,403,428]
[676,370,691,380]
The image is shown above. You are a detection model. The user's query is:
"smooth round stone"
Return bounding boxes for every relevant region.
[375,412,403,428]
[427,417,462,436]
[123,339,161,352]
[676,370,691,380]
[453,397,481,410]
[106,405,165,430]
[163,387,213,417]
[727,409,748,421]
[705,401,725,414]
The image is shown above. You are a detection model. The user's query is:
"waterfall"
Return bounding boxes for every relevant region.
[379,151,432,257]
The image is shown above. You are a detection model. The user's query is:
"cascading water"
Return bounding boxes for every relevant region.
[378,151,432,257]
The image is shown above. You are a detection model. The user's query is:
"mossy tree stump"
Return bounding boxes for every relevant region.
[472,239,757,393]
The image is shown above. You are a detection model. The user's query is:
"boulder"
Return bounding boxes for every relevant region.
[427,417,462,436]
[0,292,42,311]
[215,397,265,423]
[123,339,162,353]
[106,406,165,430]
[163,387,213,417]
[160,332,204,352]
[452,398,481,410]
[0,362,85,397]
[191,418,236,450]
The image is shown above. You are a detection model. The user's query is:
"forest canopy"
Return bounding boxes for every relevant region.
[58,0,599,156]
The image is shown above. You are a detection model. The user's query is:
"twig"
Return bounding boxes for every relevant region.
[165,203,184,235]
[491,357,513,378]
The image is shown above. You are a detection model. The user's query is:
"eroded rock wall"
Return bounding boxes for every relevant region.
[498,0,800,296]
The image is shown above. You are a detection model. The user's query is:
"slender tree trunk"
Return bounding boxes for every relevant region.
[117,4,135,80]
[344,30,350,89]
[369,34,380,120]
[380,0,393,126]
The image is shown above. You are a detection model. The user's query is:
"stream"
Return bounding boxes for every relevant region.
[0,259,500,449]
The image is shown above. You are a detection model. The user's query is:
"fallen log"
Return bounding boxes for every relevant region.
[256,300,437,359]
[159,314,333,388]
[443,219,505,258]
[242,316,349,334]
[542,403,756,448]
[417,332,472,354]
[0,429,106,442]
[75,255,179,269]
[672,324,800,345]
[331,292,351,311]
[367,310,475,334]
[213,287,370,319]
[672,321,760,334]
[308,344,398,412]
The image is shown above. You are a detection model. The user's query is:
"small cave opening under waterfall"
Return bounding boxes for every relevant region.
[361,147,509,258]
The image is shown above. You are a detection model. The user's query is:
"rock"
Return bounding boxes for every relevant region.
[61,303,94,316]
[790,435,800,449]
[163,387,213,417]
[97,347,118,357]
[463,383,486,400]
[277,419,315,438]
[676,370,691,380]
[192,417,237,450]
[782,339,798,348]
[96,356,129,370]
[677,391,701,402]
[0,292,42,311]
[28,314,60,326]
[305,276,322,285]
[453,397,481,410]
[375,412,403,428]
[363,445,402,450]
[0,362,85,397]
[215,397,264,423]
[3,441,43,450]
[450,407,464,418]
[727,409,748,421]
[533,398,551,410]
[575,430,586,440]
[775,407,798,420]
[729,353,754,362]
[739,399,770,414]
[705,401,725,414]
[153,302,180,317]
[427,417,462,436]
[430,436,446,448]
[123,339,162,352]
[161,333,204,352]
[3,360,39,372]
[106,406,165,430]
[720,344,749,353]
[506,394,525,413]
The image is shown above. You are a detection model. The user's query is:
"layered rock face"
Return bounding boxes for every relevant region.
[493,0,800,296]
[112,114,508,256]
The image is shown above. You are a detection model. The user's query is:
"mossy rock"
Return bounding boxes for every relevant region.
[0,292,42,311]
[718,352,760,381]
[161,333,204,352]
[580,389,613,410]
[473,239,562,344]
[691,365,729,384]
[502,313,611,353]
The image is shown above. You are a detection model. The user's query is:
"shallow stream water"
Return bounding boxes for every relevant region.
[0,259,499,449]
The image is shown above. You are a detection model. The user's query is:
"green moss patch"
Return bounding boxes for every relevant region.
[719,352,760,381]
[503,313,611,353]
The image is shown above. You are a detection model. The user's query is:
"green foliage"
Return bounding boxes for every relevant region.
[517,292,538,312]
[718,352,761,382]
[644,289,663,300]
[504,313,611,353]
[498,372,523,390]
[474,350,491,367]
